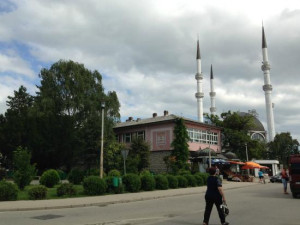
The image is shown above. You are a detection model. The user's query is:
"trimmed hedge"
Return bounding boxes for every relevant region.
[68,168,85,185]
[83,176,107,196]
[176,175,188,188]
[57,183,77,197]
[194,174,204,186]
[40,169,60,188]
[0,180,18,201]
[184,175,197,187]
[28,185,47,200]
[154,175,169,190]
[166,175,178,189]
[194,172,209,185]
[108,169,121,177]
[122,173,141,193]
[57,170,67,180]
[141,175,156,191]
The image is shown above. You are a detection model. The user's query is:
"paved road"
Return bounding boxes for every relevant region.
[0,182,298,225]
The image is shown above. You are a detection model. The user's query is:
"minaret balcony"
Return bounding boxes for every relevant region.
[209,92,216,97]
[261,62,271,71]
[263,84,273,91]
[195,73,203,80]
[210,107,217,112]
[195,92,204,98]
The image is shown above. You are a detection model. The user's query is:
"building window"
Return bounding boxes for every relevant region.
[187,128,218,145]
[156,132,166,145]
[121,130,145,143]
[124,133,131,143]
[251,133,265,142]
[137,131,145,140]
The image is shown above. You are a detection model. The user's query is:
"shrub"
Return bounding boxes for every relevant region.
[28,185,47,200]
[57,183,77,197]
[176,175,188,188]
[13,147,36,190]
[40,169,60,188]
[57,170,67,180]
[184,175,197,187]
[154,175,169,190]
[140,169,152,176]
[0,180,18,201]
[166,175,178,189]
[68,168,85,185]
[178,169,191,176]
[83,176,107,196]
[122,173,141,192]
[194,172,209,185]
[108,169,121,177]
[194,174,204,186]
[141,175,156,191]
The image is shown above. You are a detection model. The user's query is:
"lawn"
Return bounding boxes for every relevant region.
[17,184,86,200]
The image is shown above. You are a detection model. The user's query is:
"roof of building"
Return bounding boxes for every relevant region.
[114,113,220,129]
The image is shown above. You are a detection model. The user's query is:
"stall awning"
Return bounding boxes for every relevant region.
[228,161,245,165]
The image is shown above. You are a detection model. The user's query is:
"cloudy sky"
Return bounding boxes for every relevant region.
[1,0,300,141]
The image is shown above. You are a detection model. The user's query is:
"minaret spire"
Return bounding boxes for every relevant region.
[210,64,216,115]
[261,25,275,141]
[195,40,204,122]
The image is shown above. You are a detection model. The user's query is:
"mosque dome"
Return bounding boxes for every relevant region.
[237,111,265,132]
[224,151,238,159]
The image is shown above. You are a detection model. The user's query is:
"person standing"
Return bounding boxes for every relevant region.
[203,167,229,225]
[258,169,265,184]
[281,168,289,194]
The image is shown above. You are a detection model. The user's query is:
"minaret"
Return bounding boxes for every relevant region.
[209,65,216,115]
[261,26,275,141]
[195,40,204,122]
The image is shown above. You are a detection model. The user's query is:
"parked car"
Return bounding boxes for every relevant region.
[270,173,282,183]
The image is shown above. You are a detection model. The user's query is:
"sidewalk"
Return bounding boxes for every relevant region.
[0,181,259,212]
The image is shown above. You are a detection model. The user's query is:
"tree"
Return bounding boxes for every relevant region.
[170,117,190,172]
[0,86,34,168]
[125,137,150,174]
[13,146,36,190]
[210,111,267,160]
[268,132,299,166]
[32,60,120,171]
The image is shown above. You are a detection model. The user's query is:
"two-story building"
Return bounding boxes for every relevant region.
[113,110,222,173]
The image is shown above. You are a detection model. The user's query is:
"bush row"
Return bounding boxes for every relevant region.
[0,170,209,201]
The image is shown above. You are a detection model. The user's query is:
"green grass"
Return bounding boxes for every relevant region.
[17,184,86,200]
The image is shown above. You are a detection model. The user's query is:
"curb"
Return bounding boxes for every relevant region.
[0,181,259,212]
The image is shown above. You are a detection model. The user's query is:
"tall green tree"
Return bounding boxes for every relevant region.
[32,60,120,171]
[170,117,190,172]
[268,132,299,166]
[0,86,34,168]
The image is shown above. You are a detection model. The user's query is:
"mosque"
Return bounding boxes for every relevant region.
[113,26,276,173]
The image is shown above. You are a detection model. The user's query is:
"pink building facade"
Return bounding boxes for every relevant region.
[114,111,222,173]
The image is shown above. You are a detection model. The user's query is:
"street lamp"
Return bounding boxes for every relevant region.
[100,101,105,178]
[121,149,129,175]
[245,143,249,175]
[245,143,249,161]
